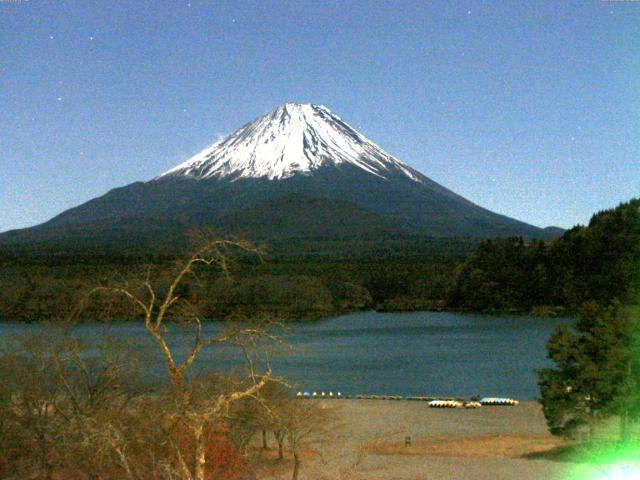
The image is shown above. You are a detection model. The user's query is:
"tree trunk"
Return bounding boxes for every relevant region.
[39,441,52,480]
[194,426,206,480]
[587,402,595,443]
[262,429,268,449]
[620,408,630,442]
[44,462,53,480]
[292,451,300,480]
[115,447,135,480]
[274,430,285,459]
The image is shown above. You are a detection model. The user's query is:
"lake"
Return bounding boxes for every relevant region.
[0,311,572,400]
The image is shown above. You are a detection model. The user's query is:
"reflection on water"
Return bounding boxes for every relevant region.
[0,311,572,399]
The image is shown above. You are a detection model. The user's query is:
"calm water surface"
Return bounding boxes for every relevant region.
[0,311,572,400]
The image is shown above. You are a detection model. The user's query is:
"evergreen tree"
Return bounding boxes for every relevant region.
[538,301,640,441]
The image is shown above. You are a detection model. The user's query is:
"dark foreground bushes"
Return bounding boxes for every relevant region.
[0,330,328,480]
[0,332,241,480]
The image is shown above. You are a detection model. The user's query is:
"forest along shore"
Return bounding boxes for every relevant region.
[1,198,637,323]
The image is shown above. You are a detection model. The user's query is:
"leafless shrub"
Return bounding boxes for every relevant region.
[0,330,150,479]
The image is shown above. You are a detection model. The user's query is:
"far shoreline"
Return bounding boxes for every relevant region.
[0,305,575,325]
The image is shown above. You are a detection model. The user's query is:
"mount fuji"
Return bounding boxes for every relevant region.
[0,103,552,254]
[160,103,423,183]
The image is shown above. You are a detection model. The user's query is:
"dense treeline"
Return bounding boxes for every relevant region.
[447,199,640,314]
[1,198,637,321]
[0,240,472,322]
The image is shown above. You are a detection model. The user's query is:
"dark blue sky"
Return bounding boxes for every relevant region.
[1,0,638,232]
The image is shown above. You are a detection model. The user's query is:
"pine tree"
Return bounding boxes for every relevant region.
[538,301,640,442]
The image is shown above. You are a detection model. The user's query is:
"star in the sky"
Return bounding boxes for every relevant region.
[89,36,94,41]
[49,35,54,40]
[57,97,63,101]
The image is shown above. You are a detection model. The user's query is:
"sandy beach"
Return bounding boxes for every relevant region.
[253,399,603,480]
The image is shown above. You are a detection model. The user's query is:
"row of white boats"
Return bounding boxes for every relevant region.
[427,398,519,408]
[295,391,519,407]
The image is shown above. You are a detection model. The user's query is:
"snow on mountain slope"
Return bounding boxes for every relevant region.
[159,103,422,182]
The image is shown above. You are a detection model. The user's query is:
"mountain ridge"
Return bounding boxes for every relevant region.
[0,103,558,253]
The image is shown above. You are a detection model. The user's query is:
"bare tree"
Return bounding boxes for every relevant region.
[82,237,265,385]
[0,330,157,480]
[50,335,154,480]
[260,381,290,460]
[0,333,64,479]
[80,235,280,480]
[271,400,330,480]
[226,393,264,455]
[0,236,283,480]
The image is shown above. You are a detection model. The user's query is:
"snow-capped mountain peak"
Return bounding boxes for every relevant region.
[159,103,422,182]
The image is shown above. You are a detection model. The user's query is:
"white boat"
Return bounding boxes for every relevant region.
[479,397,519,406]
[428,399,463,408]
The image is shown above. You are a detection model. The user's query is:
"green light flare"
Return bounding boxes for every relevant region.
[597,463,640,480]
[565,442,640,480]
